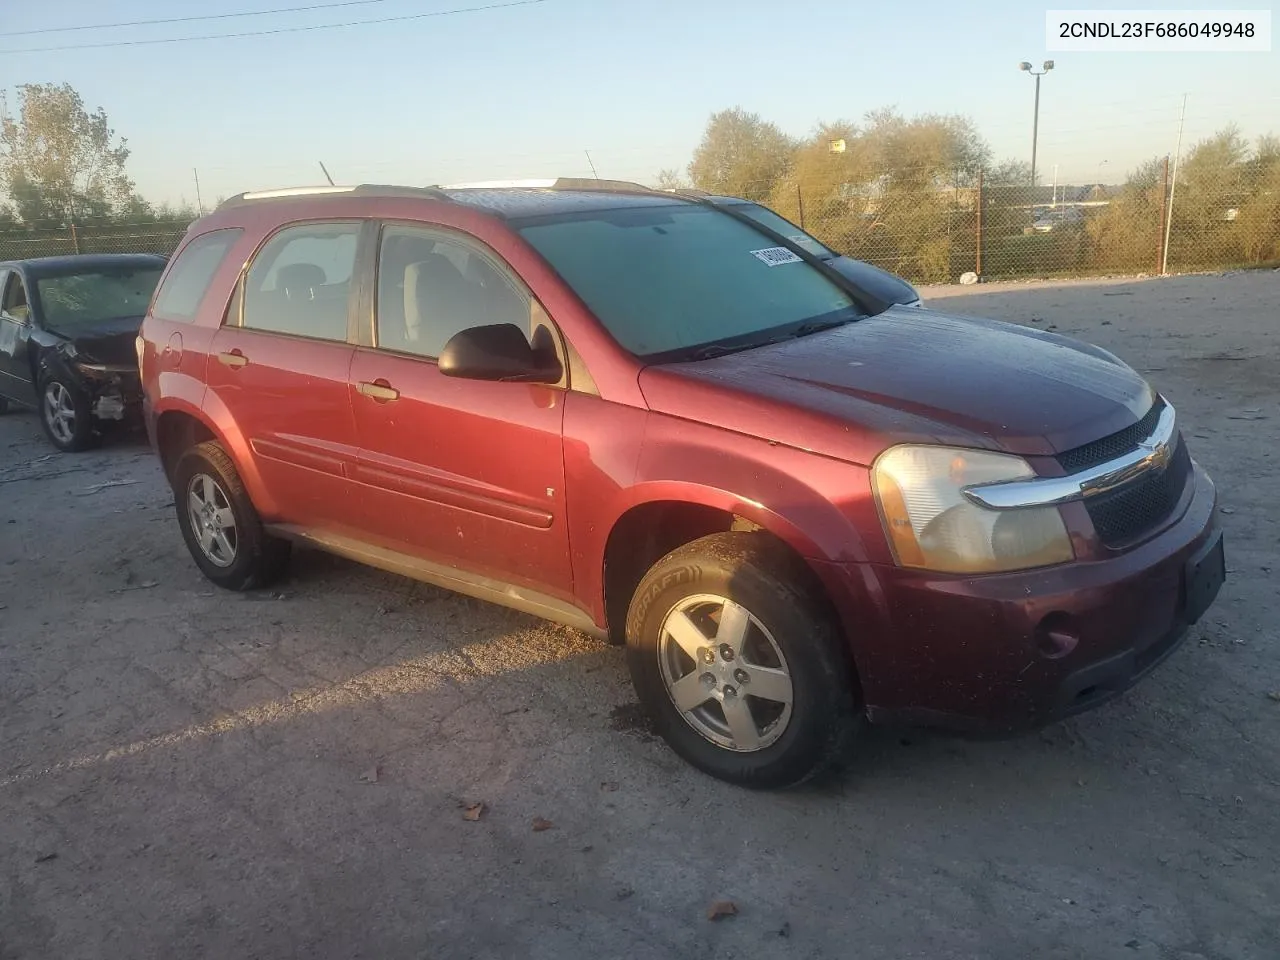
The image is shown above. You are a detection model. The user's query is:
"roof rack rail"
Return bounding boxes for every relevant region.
[441,177,660,194]
[215,183,452,211]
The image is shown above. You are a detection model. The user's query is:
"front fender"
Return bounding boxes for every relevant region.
[630,418,883,565]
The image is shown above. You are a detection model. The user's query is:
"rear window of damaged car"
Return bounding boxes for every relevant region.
[517,205,857,358]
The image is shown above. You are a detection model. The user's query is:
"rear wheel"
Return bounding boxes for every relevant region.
[625,532,858,789]
[39,376,98,452]
[173,440,291,590]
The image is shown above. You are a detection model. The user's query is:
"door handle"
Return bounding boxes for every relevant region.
[217,351,248,369]
[358,380,400,402]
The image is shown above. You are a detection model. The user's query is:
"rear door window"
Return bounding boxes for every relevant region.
[240,222,359,342]
[152,229,242,322]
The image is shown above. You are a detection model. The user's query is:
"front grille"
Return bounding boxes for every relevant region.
[1056,397,1166,473]
[1084,437,1192,546]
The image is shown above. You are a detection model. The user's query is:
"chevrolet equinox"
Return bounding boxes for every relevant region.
[138,178,1226,788]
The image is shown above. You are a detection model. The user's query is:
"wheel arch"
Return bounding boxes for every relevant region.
[600,485,858,681]
[152,396,279,517]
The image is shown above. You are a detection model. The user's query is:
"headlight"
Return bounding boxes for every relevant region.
[871,445,1074,574]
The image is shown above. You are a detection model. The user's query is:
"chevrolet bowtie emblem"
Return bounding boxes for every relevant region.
[1139,436,1172,472]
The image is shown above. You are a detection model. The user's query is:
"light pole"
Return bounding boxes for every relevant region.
[1019,60,1054,189]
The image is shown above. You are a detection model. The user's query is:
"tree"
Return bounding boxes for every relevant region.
[1236,135,1280,264]
[0,83,138,226]
[1166,126,1250,268]
[859,108,990,188]
[985,159,1035,186]
[767,121,873,250]
[654,168,689,191]
[1084,156,1168,272]
[687,108,796,201]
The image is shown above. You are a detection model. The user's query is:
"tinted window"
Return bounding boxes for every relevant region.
[376,225,528,358]
[241,222,358,341]
[730,203,835,259]
[518,204,858,358]
[152,229,242,322]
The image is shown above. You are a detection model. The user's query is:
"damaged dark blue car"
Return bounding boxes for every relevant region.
[0,253,166,451]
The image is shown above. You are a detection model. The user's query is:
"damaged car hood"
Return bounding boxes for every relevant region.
[49,315,144,367]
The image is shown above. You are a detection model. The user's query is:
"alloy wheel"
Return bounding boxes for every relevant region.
[186,473,238,568]
[657,594,794,752]
[44,381,76,445]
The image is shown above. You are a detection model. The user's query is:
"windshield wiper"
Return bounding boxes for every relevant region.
[687,343,748,361]
[791,316,854,338]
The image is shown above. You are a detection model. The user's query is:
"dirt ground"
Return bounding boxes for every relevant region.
[1,271,1277,960]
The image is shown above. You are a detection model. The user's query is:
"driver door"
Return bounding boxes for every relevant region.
[348,222,573,600]
[0,270,37,405]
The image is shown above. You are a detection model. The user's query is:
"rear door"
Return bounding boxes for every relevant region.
[347,222,572,598]
[0,269,37,404]
[203,220,364,533]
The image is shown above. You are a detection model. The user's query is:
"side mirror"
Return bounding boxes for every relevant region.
[438,323,563,384]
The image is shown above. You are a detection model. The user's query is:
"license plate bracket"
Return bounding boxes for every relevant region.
[1183,531,1225,625]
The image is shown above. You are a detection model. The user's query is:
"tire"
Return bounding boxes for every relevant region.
[39,375,99,452]
[173,440,291,591]
[625,532,858,789]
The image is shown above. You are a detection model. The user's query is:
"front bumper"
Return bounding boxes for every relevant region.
[816,463,1224,733]
[74,364,143,421]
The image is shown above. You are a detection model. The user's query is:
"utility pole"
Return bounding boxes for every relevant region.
[1019,60,1055,189]
[1158,156,1170,274]
[1161,94,1188,276]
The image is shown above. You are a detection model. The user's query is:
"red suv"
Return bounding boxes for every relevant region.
[138,179,1225,788]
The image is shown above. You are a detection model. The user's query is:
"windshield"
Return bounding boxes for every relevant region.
[517,204,858,359]
[36,268,163,329]
[728,203,836,260]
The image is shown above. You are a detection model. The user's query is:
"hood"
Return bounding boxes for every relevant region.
[638,306,1155,463]
[52,315,144,367]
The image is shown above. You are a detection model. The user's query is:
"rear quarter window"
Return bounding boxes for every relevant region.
[151,228,243,322]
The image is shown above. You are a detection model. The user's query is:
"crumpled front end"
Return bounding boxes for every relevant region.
[49,342,144,423]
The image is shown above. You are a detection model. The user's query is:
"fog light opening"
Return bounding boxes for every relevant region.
[1035,612,1079,660]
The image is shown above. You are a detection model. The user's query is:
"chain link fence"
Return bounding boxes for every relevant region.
[711,159,1280,284]
[0,222,188,262]
[3,160,1278,285]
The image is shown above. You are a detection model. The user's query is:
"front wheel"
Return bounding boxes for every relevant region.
[625,532,858,789]
[39,376,98,452]
[173,440,291,591]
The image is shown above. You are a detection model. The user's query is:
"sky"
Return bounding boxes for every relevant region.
[1,0,1277,209]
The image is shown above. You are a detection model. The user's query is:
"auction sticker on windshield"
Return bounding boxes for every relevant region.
[750,247,803,266]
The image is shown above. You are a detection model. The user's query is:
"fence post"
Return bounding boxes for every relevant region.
[795,183,805,229]
[1157,155,1169,274]
[69,222,80,254]
[975,167,984,277]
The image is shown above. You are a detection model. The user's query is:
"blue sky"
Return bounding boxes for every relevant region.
[1,0,1277,208]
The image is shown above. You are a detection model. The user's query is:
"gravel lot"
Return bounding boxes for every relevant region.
[2,271,1277,960]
